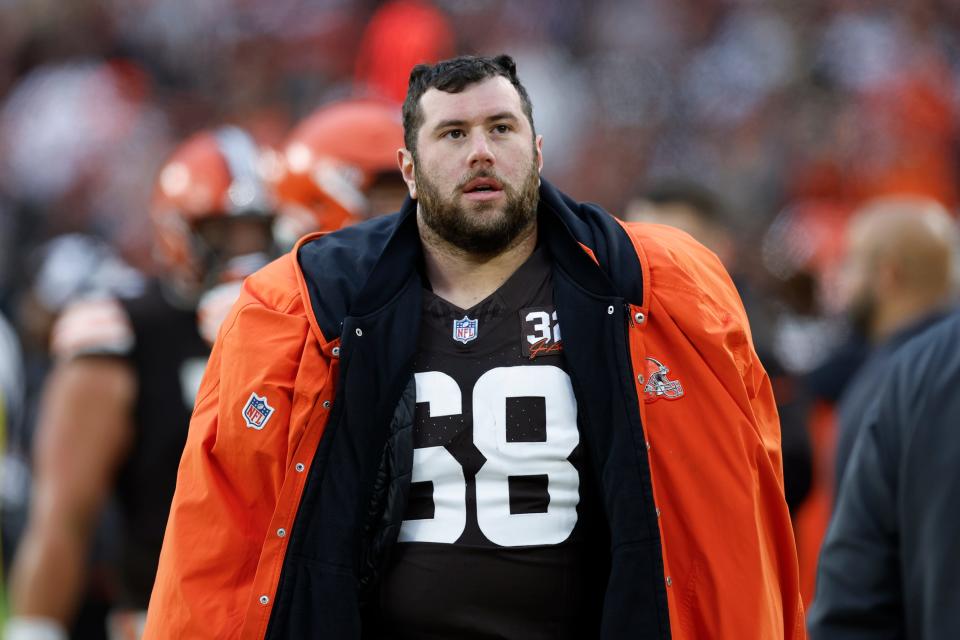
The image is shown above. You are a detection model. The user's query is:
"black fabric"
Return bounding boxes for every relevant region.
[374,243,606,639]
[833,309,952,489]
[268,212,423,637]
[375,544,605,640]
[113,281,209,608]
[298,205,421,341]
[549,266,669,638]
[268,179,668,639]
[537,186,633,303]
[809,311,960,639]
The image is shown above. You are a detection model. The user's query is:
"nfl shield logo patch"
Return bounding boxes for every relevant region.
[452,315,479,344]
[242,392,274,430]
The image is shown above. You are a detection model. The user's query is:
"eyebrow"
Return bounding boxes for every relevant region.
[432,112,521,132]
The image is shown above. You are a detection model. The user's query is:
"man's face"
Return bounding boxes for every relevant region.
[400,76,543,256]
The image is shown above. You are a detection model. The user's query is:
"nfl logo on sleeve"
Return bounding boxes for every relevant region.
[452,315,479,344]
[243,392,274,430]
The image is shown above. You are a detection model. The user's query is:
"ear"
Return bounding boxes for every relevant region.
[875,261,900,292]
[398,148,417,199]
[535,134,544,173]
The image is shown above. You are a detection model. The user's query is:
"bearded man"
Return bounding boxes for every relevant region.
[144,55,804,640]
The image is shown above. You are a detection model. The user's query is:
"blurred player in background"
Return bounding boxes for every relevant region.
[2,234,146,639]
[5,126,278,640]
[829,196,958,489]
[270,98,407,247]
[624,179,813,514]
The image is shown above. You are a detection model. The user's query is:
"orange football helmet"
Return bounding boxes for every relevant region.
[272,99,404,238]
[151,126,276,292]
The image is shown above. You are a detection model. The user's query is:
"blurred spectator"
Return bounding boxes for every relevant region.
[5,126,278,640]
[831,196,957,489]
[809,311,960,639]
[354,0,455,104]
[0,59,171,272]
[624,179,812,513]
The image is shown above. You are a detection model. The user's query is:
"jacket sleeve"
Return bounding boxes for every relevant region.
[144,259,318,639]
[622,221,805,639]
[806,398,903,640]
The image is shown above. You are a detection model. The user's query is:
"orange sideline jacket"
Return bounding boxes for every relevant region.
[144,180,804,639]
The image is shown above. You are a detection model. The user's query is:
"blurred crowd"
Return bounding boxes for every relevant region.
[2,0,960,638]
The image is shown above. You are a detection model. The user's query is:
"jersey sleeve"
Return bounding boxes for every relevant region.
[49,296,135,360]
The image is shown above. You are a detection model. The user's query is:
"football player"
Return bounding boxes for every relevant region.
[270,97,407,246]
[146,55,803,639]
[6,126,278,640]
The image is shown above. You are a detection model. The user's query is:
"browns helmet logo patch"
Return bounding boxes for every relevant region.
[642,357,684,403]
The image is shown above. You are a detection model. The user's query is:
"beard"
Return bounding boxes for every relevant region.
[847,290,876,339]
[416,160,540,256]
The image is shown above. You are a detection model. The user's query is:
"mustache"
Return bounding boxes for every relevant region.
[455,169,507,192]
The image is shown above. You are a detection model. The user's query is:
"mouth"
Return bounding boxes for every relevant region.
[461,176,505,202]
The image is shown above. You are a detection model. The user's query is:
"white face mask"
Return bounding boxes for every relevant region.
[196,279,244,346]
[215,251,272,284]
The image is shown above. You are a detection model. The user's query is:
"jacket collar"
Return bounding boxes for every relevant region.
[300,177,644,337]
[353,178,641,310]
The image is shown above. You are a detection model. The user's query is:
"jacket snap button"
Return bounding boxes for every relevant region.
[331,346,340,357]
[655,507,661,518]
[634,312,645,323]
[645,441,651,451]
[295,463,305,473]
[637,374,644,384]
[606,305,615,315]
[259,595,270,605]
[355,328,363,337]
[277,528,286,538]
[323,400,331,409]
[665,577,672,587]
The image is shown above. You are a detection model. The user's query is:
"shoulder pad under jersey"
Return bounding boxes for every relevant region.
[50,295,136,360]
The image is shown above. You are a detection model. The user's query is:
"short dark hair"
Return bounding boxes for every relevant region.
[402,54,535,157]
[640,179,726,226]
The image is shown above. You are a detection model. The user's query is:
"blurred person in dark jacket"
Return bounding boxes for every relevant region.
[5,126,279,640]
[830,196,957,490]
[624,179,813,513]
[808,310,960,639]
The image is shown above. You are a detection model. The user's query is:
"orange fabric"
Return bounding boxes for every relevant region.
[144,234,336,639]
[793,401,838,608]
[618,221,805,639]
[145,225,804,638]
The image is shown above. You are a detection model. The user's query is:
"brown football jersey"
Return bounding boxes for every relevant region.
[378,246,607,639]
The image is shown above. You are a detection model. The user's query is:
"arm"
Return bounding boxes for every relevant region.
[144,259,319,639]
[620,220,805,638]
[9,357,135,625]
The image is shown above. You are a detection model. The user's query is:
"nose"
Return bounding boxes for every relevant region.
[466,130,495,168]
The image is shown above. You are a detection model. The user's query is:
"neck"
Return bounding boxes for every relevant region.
[871,292,946,343]
[418,211,538,310]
